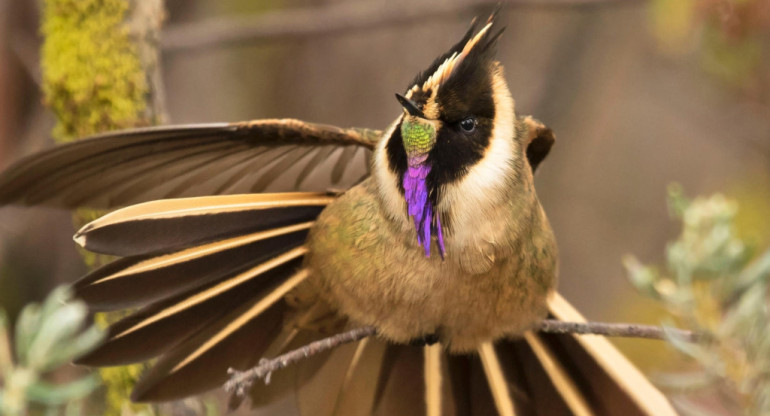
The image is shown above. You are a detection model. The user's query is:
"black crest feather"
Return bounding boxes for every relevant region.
[406,12,504,94]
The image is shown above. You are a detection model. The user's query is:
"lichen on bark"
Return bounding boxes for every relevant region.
[40,0,149,143]
[40,1,157,414]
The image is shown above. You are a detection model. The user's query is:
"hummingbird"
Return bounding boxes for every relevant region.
[0,13,677,416]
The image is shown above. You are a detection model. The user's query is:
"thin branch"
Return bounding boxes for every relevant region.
[162,0,645,53]
[537,319,701,342]
[224,326,377,400]
[224,319,698,405]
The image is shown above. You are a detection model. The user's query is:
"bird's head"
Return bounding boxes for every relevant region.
[374,13,548,259]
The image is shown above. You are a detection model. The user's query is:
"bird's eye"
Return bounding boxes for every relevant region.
[459,117,476,133]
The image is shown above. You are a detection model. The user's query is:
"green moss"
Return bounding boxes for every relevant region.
[40,2,153,414]
[94,313,153,416]
[41,0,149,143]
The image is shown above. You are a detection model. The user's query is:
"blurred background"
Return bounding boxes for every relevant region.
[0,0,768,414]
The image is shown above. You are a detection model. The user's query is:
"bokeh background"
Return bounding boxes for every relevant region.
[0,0,768,414]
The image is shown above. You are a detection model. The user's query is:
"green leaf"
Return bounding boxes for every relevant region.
[26,374,102,406]
[27,301,90,371]
[735,249,770,292]
[0,310,12,372]
[666,183,689,218]
[14,303,41,366]
[623,255,662,298]
[654,371,717,391]
[663,324,709,362]
[44,325,104,370]
[672,396,725,416]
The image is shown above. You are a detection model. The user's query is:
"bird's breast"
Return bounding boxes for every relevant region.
[303,179,557,352]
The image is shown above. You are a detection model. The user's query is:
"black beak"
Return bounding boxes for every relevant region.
[395,93,425,118]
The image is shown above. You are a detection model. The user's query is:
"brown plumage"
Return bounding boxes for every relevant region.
[0,13,677,416]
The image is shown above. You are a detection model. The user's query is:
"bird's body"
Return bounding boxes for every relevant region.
[307,141,556,352]
[301,31,560,352]
[0,12,679,415]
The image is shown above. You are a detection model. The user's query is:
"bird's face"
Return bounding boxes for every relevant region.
[373,17,523,258]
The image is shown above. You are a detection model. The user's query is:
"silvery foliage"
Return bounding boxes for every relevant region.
[626,185,770,415]
[0,286,104,415]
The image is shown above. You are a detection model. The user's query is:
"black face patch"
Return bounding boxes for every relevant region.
[428,114,494,187]
[428,57,496,183]
[387,14,505,225]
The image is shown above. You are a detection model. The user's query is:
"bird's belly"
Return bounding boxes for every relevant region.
[304,182,553,352]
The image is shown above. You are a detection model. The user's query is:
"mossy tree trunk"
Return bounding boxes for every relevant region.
[40,1,165,414]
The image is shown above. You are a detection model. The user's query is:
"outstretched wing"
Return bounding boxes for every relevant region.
[0,119,381,209]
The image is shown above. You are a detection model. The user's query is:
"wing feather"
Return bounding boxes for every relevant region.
[294,146,337,188]
[331,145,358,184]
[0,120,381,209]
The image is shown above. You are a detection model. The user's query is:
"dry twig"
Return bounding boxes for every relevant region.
[537,319,700,341]
[224,326,377,400]
[224,319,697,404]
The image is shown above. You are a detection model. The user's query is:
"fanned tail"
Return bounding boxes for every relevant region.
[472,293,677,415]
[537,293,678,415]
[72,192,336,402]
[72,193,676,413]
[292,339,506,415]
[288,293,677,416]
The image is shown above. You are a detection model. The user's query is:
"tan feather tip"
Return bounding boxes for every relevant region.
[73,232,86,247]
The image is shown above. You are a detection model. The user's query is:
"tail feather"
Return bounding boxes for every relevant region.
[296,342,429,416]
[478,342,517,416]
[75,223,311,310]
[444,354,473,415]
[331,338,390,415]
[74,192,333,256]
[424,344,444,416]
[371,344,426,415]
[426,344,485,416]
[284,295,677,416]
[295,338,364,416]
[75,254,305,367]
[68,192,327,403]
[246,327,325,410]
[496,338,575,416]
[131,268,309,401]
[450,351,498,415]
[522,332,592,416]
[545,293,677,416]
[292,342,510,416]
[68,192,676,413]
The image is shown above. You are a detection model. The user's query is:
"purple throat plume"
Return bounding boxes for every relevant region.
[403,156,446,258]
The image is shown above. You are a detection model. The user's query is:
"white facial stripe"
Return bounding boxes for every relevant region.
[377,66,517,252]
[438,68,517,241]
[373,115,409,226]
